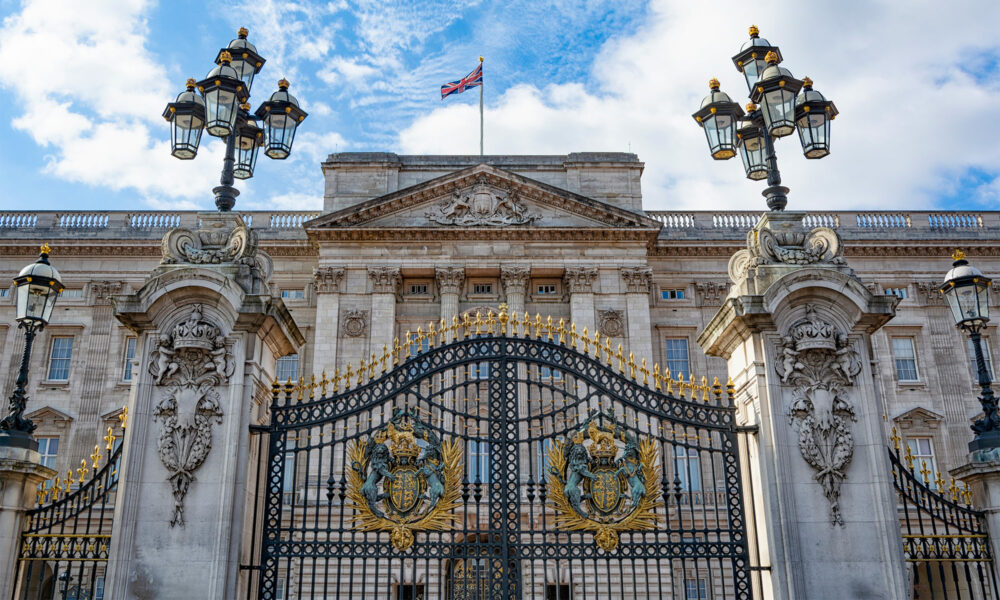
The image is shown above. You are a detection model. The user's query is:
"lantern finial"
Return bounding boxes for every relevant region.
[953,249,967,262]
[278,78,290,90]
[240,102,251,111]
[40,243,51,256]
[749,25,759,37]
[238,26,249,38]
[219,51,233,63]
[746,102,757,112]
[764,51,779,64]
[709,77,720,90]
[802,76,813,88]
[186,78,196,88]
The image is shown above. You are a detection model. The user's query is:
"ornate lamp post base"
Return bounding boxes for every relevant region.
[0,430,38,451]
[971,431,1000,453]
[763,185,789,211]
[213,184,239,212]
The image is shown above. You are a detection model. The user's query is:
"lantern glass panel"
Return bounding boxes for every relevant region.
[234,133,260,179]
[797,112,830,158]
[17,282,57,323]
[205,89,238,137]
[738,132,767,180]
[703,113,737,160]
[762,89,797,137]
[741,58,766,92]
[946,281,990,325]
[229,58,256,92]
[264,113,298,160]
[170,113,204,160]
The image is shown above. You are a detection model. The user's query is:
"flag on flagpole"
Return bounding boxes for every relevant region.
[440,62,483,99]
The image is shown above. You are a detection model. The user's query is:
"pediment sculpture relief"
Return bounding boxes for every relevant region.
[147,304,233,526]
[426,178,537,226]
[774,304,862,527]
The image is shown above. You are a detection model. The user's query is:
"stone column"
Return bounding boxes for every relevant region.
[500,266,530,333]
[436,267,465,340]
[103,213,303,599]
[620,266,654,361]
[312,266,345,375]
[0,446,56,599]
[951,449,1000,585]
[698,212,906,599]
[368,267,401,352]
[564,267,598,337]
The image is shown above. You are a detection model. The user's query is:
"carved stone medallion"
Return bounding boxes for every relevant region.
[426,177,537,226]
[342,310,369,338]
[597,310,625,338]
[147,304,233,527]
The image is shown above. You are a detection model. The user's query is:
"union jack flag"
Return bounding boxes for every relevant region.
[441,63,483,99]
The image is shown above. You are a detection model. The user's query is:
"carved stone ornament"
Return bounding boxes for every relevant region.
[426,177,537,226]
[342,310,369,338]
[728,223,848,282]
[598,310,625,338]
[774,304,862,526]
[564,267,598,294]
[158,216,273,294]
[435,267,466,296]
[369,267,401,294]
[89,281,123,305]
[500,266,530,297]
[694,281,728,307]
[914,282,946,306]
[147,304,233,527]
[313,266,345,294]
[620,267,653,294]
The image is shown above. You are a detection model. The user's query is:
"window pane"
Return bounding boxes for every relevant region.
[892,338,918,381]
[674,447,701,492]
[665,338,690,379]
[122,337,137,381]
[968,338,995,381]
[468,440,491,483]
[48,337,74,380]
[906,437,938,489]
[276,354,299,382]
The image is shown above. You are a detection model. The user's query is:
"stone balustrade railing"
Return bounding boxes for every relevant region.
[0,210,995,241]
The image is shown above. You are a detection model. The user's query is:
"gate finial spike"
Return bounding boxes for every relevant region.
[627,351,636,379]
[640,358,649,386]
[701,376,709,402]
[486,309,496,334]
[653,363,662,391]
[344,363,353,389]
[581,326,590,355]
[440,318,447,343]
[546,316,554,341]
[333,367,341,392]
[309,374,316,400]
[380,345,389,373]
[712,377,722,401]
[889,427,901,451]
[522,311,530,337]
[498,303,509,333]
[428,322,437,348]
[320,370,329,396]
[616,343,625,373]
[558,318,566,345]
[297,376,305,401]
[570,322,578,349]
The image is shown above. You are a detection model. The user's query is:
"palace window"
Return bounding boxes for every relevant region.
[60,289,83,299]
[661,289,685,300]
[408,283,429,295]
[884,286,908,300]
[468,361,490,380]
[685,578,708,600]
[968,338,995,381]
[537,438,554,478]
[545,584,572,599]
[906,437,939,489]
[37,437,58,489]
[472,282,493,295]
[537,284,558,296]
[674,447,701,492]
[47,336,74,381]
[665,338,690,379]
[280,289,305,300]
[0,287,8,298]
[122,336,137,381]
[95,576,105,600]
[467,440,491,483]
[540,366,563,381]
[891,337,919,382]
[276,354,299,382]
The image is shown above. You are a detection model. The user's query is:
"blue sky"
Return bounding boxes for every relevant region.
[0,0,998,213]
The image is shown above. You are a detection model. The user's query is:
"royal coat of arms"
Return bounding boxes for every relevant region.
[347,411,463,551]
[546,411,663,551]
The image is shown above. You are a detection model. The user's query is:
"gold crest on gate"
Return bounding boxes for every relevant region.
[347,410,463,551]
[546,410,663,552]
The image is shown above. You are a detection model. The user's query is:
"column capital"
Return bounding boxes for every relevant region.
[313,266,345,294]
[89,281,124,305]
[435,266,465,296]
[564,267,599,294]
[620,266,653,294]
[500,266,530,296]
[368,266,401,294]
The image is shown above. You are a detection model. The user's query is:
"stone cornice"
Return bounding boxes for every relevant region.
[306,227,657,243]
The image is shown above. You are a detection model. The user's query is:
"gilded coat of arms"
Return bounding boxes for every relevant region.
[347,411,463,551]
[547,411,663,551]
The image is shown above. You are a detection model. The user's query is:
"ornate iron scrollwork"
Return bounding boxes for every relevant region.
[546,410,663,551]
[346,410,463,551]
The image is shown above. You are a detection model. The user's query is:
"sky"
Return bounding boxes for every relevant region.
[0,0,998,213]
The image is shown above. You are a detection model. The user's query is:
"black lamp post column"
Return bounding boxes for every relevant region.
[0,323,41,440]
[969,328,1000,447]
[213,130,239,211]
[761,126,788,211]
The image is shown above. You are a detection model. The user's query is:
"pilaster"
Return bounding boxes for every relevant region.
[564,267,598,337]
[369,267,401,351]
[312,266,345,375]
[620,266,653,361]
[501,266,530,334]
[436,267,465,340]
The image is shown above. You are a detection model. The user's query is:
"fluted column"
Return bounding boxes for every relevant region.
[564,267,599,337]
[620,267,653,362]
[312,267,345,375]
[368,267,401,353]
[501,266,530,334]
[436,267,465,341]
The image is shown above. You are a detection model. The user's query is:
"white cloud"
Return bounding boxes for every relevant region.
[400,0,1000,211]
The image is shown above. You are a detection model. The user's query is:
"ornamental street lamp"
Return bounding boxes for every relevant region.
[0,244,63,451]
[940,250,998,451]
[693,26,839,211]
[163,27,308,212]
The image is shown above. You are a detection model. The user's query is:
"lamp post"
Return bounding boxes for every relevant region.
[941,250,998,451]
[0,244,63,451]
[693,26,838,211]
[163,28,308,212]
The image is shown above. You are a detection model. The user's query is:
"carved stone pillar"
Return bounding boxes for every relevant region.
[104,213,303,599]
[501,266,530,334]
[369,267,401,353]
[564,267,599,337]
[620,266,653,362]
[312,266,345,375]
[952,454,1000,585]
[0,446,55,599]
[698,211,906,599]
[436,267,465,341]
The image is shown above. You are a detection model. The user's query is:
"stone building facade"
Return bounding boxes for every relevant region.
[0,152,998,597]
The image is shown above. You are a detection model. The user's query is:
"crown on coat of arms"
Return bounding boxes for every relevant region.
[170,304,219,351]
[375,420,421,459]
[587,421,618,459]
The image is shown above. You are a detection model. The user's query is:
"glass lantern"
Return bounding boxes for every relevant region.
[731,26,783,94]
[197,51,249,138]
[794,77,839,159]
[217,27,265,93]
[737,106,768,180]
[162,79,206,160]
[255,79,308,160]
[691,78,744,160]
[233,106,264,179]
[941,250,992,329]
[14,244,63,327]
[750,52,803,138]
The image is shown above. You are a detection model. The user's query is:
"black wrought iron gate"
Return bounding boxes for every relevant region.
[244,310,752,599]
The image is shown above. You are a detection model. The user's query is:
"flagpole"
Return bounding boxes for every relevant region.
[479,56,484,156]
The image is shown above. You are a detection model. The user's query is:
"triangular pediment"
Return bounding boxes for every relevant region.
[25,406,74,428]
[306,164,661,241]
[893,406,944,430]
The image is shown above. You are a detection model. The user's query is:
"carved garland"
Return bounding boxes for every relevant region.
[774,304,861,526]
[147,304,234,527]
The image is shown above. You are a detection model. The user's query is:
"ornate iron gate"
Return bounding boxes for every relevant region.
[13,410,126,600]
[245,309,752,599]
[889,429,999,599]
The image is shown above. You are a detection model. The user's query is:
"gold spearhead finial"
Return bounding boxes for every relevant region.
[764,50,778,64]
[40,243,51,255]
[749,25,759,36]
[952,249,966,261]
